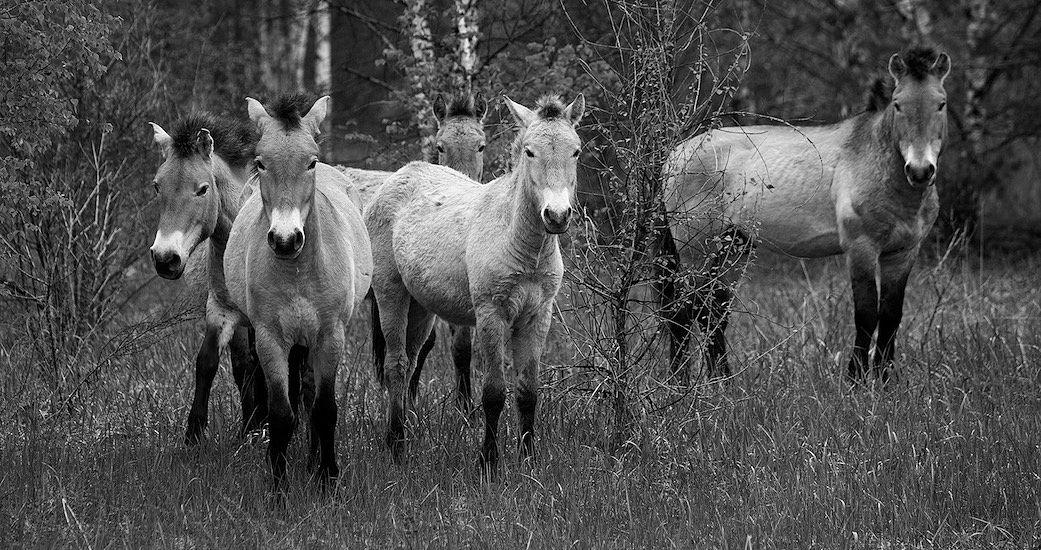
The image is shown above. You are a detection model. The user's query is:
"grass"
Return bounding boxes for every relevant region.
[1,246,1040,548]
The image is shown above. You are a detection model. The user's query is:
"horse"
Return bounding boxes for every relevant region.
[661,47,950,383]
[223,94,372,486]
[147,113,267,444]
[366,92,489,410]
[365,94,584,472]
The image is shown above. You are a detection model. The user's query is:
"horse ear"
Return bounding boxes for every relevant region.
[196,128,213,158]
[888,53,906,83]
[564,94,585,126]
[433,94,447,126]
[473,93,488,122]
[932,52,951,82]
[246,97,269,124]
[302,95,330,135]
[504,96,536,128]
[149,122,172,158]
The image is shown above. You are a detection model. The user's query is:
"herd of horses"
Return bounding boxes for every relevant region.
[146,47,950,489]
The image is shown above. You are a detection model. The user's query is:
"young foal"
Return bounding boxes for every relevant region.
[147,114,267,443]
[662,47,950,382]
[366,95,584,471]
[224,95,372,485]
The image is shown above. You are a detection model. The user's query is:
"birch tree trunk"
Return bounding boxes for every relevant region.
[454,0,479,88]
[312,0,331,94]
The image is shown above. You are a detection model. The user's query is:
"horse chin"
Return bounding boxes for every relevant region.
[270,248,303,261]
[544,223,569,235]
[154,263,184,280]
[906,176,935,189]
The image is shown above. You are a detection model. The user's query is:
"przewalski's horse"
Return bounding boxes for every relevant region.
[661,47,950,382]
[147,114,267,443]
[366,95,584,472]
[368,92,489,410]
[224,95,372,486]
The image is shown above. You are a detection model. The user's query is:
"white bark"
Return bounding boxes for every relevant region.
[257,0,311,92]
[313,0,331,94]
[454,0,479,86]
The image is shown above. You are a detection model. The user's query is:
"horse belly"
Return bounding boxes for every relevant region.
[394,209,474,324]
[728,157,843,258]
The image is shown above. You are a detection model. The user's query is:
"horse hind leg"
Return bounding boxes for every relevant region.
[373,279,413,460]
[695,282,732,379]
[407,323,438,404]
[450,325,473,412]
[404,300,436,407]
[185,324,221,445]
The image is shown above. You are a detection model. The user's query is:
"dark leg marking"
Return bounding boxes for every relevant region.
[185,326,221,445]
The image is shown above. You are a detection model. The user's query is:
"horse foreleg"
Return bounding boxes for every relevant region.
[510,306,552,463]
[450,325,473,412]
[185,324,220,445]
[875,251,914,384]
[846,248,881,382]
[254,327,295,487]
[307,331,343,488]
[229,326,267,436]
[288,345,309,426]
[475,309,507,477]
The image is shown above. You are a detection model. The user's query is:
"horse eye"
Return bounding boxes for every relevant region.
[893,102,902,113]
[196,183,209,197]
[153,182,159,195]
[572,149,580,158]
[255,158,266,171]
[525,148,535,158]
[938,101,946,111]
[308,159,317,170]
[477,144,485,152]
[437,144,445,153]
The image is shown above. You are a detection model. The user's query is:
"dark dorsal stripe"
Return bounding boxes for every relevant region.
[170,113,258,169]
[864,78,890,113]
[264,93,315,130]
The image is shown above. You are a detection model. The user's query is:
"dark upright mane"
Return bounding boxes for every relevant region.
[535,96,566,119]
[864,77,890,112]
[445,94,478,118]
[902,46,941,81]
[265,93,315,130]
[170,113,258,168]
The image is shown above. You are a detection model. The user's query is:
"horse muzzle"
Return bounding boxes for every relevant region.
[267,228,305,259]
[904,162,936,188]
[542,206,572,234]
[151,249,184,279]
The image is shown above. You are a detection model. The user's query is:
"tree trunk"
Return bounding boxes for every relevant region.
[454,0,479,88]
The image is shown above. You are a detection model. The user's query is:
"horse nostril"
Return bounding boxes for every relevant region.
[924,164,936,180]
[267,230,276,249]
[293,230,304,251]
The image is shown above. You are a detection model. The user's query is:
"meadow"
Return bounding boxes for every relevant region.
[2,242,1039,548]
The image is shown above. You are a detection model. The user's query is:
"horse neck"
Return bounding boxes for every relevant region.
[208,155,248,250]
[504,168,556,267]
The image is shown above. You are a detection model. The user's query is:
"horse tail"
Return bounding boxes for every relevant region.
[371,296,386,387]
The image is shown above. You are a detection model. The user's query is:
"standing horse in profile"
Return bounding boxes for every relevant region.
[147,113,267,443]
[662,47,950,382]
[345,93,489,409]
[366,94,584,472]
[223,95,372,486]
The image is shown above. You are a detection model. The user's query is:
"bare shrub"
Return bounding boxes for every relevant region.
[560,0,751,449]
